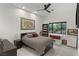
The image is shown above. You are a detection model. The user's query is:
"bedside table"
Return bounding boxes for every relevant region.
[14,40,22,49]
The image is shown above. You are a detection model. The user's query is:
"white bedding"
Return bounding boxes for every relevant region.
[22,35,53,54]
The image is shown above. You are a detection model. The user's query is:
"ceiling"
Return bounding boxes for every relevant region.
[12,3,54,16]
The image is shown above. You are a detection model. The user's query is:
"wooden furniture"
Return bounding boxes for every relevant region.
[0,39,17,56]
[41,42,53,56]
[42,24,48,37]
[62,39,67,45]
[14,40,22,49]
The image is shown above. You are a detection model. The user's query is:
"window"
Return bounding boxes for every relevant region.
[49,22,67,34]
[49,23,53,33]
[53,23,62,34]
[61,22,66,34]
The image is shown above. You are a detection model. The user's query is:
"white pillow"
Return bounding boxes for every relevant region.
[27,34,33,38]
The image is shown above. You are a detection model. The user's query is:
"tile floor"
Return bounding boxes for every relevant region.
[17,45,78,56]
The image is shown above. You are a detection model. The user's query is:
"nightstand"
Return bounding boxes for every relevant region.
[14,40,22,49]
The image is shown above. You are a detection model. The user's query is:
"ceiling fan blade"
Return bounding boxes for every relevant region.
[46,10,51,13]
[37,9,44,11]
[44,5,46,8]
[44,3,51,10]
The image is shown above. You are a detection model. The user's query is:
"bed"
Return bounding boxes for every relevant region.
[21,33,53,55]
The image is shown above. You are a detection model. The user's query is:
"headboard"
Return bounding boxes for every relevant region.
[21,33,27,39]
[21,32,36,39]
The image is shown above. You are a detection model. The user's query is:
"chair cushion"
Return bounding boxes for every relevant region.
[50,35,61,40]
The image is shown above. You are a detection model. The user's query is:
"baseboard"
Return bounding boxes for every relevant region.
[66,45,77,49]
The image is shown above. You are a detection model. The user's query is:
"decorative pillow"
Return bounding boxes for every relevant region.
[50,35,60,40]
[27,33,33,38]
[32,32,38,37]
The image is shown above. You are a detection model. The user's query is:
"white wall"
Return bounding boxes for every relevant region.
[43,3,77,28]
[0,4,43,43]
[42,3,78,48]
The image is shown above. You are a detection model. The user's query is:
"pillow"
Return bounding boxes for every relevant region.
[27,33,33,38]
[32,32,38,37]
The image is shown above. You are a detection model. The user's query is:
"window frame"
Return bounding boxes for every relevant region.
[48,22,67,34]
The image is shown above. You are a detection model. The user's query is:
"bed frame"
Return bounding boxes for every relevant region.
[21,33,53,56]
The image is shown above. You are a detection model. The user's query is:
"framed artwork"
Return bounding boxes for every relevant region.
[21,17,35,30]
[67,29,78,36]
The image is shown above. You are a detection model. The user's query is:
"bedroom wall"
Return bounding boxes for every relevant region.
[42,3,78,48]
[0,4,43,43]
[43,3,77,28]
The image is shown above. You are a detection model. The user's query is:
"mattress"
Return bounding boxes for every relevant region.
[22,35,53,54]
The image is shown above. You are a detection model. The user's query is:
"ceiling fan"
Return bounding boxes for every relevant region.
[37,3,54,13]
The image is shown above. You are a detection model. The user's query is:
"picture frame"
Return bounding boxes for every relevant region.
[21,17,35,30]
[67,29,78,36]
